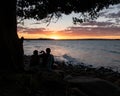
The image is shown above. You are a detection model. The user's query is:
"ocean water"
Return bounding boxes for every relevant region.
[23,40,120,71]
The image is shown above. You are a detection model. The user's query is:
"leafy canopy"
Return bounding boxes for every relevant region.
[17,0,120,24]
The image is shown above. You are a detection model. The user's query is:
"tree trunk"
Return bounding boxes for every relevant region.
[0,0,24,72]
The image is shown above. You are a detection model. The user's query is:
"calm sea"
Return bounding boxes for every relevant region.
[23,40,120,71]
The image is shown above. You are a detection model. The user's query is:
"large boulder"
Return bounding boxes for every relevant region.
[65,76,120,96]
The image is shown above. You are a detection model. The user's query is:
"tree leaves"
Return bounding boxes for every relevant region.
[17,0,120,24]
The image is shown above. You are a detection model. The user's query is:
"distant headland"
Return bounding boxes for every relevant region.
[24,38,120,41]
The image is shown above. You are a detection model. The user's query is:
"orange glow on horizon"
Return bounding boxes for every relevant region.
[49,35,60,39]
[18,33,120,39]
[18,31,120,40]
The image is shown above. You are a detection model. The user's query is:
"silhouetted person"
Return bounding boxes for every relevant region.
[30,50,40,72]
[44,48,54,71]
[19,36,24,56]
[20,36,24,57]
[39,50,46,69]
[20,36,24,44]
[17,36,24,72]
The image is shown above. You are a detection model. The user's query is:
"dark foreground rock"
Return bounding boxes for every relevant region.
[1,55,120,96]
[66,76,120,96]
[0,72,120,96]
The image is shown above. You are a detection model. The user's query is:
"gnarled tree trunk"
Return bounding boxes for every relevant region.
[0,0,24,72]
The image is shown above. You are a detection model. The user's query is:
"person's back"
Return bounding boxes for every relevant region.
[39,50,46,68]
[30,50,40,67]
[44,48,54,71]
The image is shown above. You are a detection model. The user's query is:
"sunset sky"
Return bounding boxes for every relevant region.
[17,4,120,39]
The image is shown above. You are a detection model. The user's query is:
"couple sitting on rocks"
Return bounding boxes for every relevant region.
[30,48,55,72]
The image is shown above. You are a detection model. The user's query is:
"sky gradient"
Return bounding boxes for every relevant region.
[17,4,120,39]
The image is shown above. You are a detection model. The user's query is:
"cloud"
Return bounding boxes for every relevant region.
[106,11,120,18]
[64,20,120,37]
[63,4,120,37]
[79,21,114,27]
[17,4,120,39]
[17,26,51,34]
[98,4,120,24]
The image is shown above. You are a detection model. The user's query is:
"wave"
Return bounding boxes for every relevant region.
[102,49,120,54]
[108,50,120,54]
[57,54,85,65]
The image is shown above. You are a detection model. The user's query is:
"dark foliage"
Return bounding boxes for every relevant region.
[17,0,120,23]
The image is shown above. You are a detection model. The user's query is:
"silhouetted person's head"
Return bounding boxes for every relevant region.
[46,48,51,54]
[33,50,38,55]
[21,36,24,40]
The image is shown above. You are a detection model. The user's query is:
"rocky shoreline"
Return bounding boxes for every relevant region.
[24,55,120,84]
[0,55,120,96]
